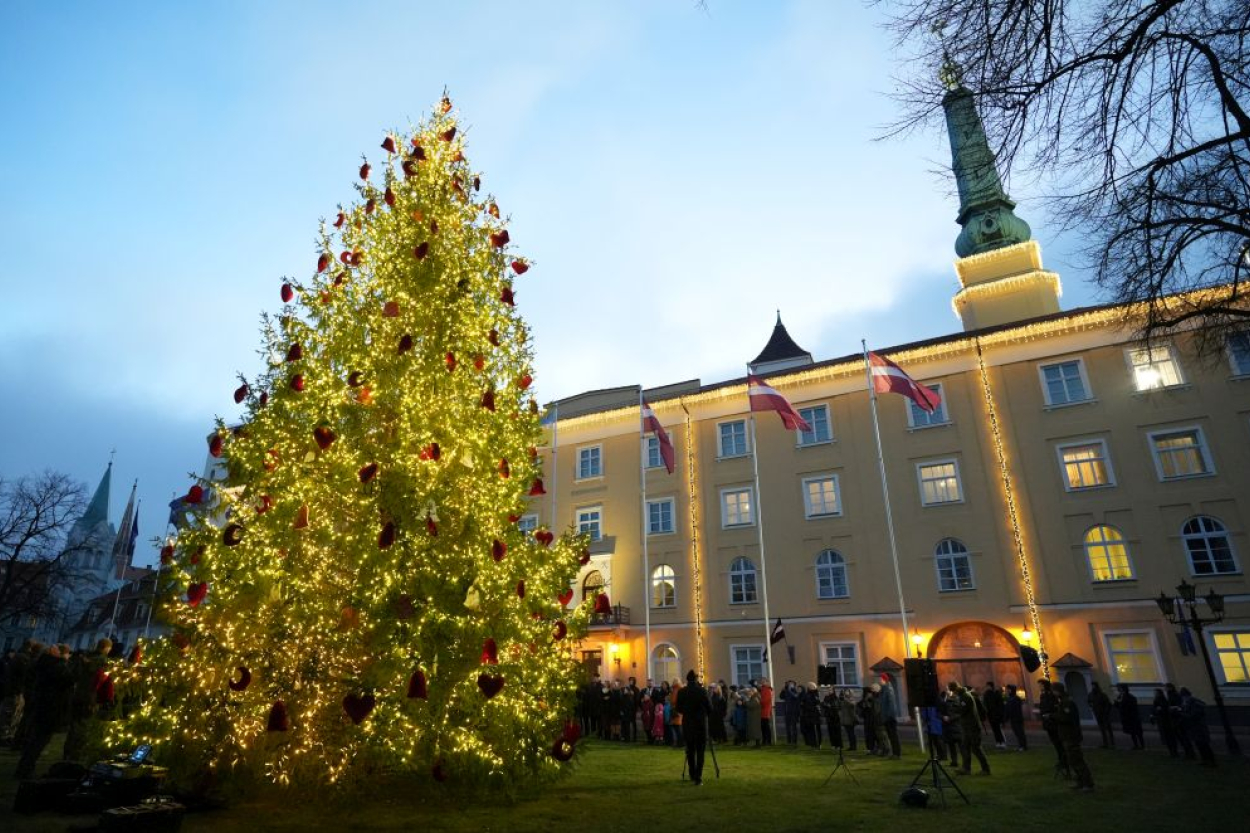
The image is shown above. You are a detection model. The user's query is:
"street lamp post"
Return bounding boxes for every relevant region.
[1155,580,1242,757]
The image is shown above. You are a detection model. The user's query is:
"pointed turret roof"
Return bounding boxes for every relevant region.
[942,79,1031,258]
[80,462,112,531]
[749,312,813,374]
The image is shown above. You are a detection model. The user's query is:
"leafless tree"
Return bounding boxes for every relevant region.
[0,472,90,626]
[883,0,1250,351]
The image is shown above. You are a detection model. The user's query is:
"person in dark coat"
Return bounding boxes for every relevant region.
[1150,688,1179,757]
[939,686,961,767]
[1178,687,1216,766]
[1165,683,1196,759]
[676,670,712,784]
[838,689,859,751]
[1038,679,1069,777]
[858,687,878,754]
[821,688,842,748]
[15,645,73,779]
[1115,684,1144,749]
[1005,683,1027,750]
[1088,681,1115,748]
[982,681,1006,749]
[709,683,728,743]
[799,683,822,748]
[946,682,990,775]
[780,680,801,745]
[1053,682,1093,791]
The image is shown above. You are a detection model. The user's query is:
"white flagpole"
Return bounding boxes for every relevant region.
[747,414,777,687]
[862,340,913,660]
[639,389,653,681]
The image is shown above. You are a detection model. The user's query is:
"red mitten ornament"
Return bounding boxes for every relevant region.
[187,582,208,607]
[481,638,499,665]
[407,669,428,699]
[267,700,289,732]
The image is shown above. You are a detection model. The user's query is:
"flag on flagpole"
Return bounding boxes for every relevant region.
[868,352,942,413]
[747,375,812,432]
[127,508,139,557]
[1178,618,1197,656]
[769,618,786,645]
[640,397,675,475]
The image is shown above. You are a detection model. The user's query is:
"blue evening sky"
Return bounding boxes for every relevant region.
[0,1,1096,567]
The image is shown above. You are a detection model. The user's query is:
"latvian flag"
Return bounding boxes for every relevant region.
[640,397,675,475]
[868,352,942,413]
[747,375,812,433]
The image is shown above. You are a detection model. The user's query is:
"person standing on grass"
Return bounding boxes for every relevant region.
[759,678,775,746]
[876,681,901,758]
[709,683,728,744]
[940,686,962,768]
[983,681,1006,749]
[1053,682,1094,791]
[1115,684,1144,749]
[1150,688,1179,758]
[1089,681,1115,748]
[1178,688,1217,766]
[1038,679,1069,777]
[799,682,823,748]
[858,686,878,755]
[1005,684,1027,751]
[947,682,991,775]
[821,687,843,749]
[669,680,684,748]
[1166,683,1197,760]
[676,669,712,785]
[781,680,801,745]
[839,689,859,751]
[744,686,763,748]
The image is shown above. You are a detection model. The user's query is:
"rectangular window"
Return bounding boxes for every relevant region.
[1103,631,1162,684]
[576,506,602,541]
[917,460,962,505]
[1057,441,1115,489]
[802,474,842,518]
[1213,631,1250,684]
[819,643,860,689]
[1228,332,1250,376]
[1128,345,1184,391]
[643,436,673,470]
[1039,359,1091,406]
[718,420,748,458]
[646,498,675,535]
[797,405,832,446]
[721,487,754,527]
[731,645,765,687]
[517,514,538,535]
[576,445,602,480]
[907,383,948,428]
[1149,427,1214,480]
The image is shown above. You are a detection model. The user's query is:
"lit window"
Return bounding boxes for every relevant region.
[1040,360,1091,405]
[646,498,675,535]
[653,644,680,683]
[1128,345,1183,391]
[651,565,676,608]
[576,445,602,479]
[721,487,754,527]
[815,550,849,599]
[576,506,602,541]
[935,538,974,591]
[820,642,860,688]
[1182,516,1239,576]
[729,557,757,604]
[731,645,764,686]
[517,514,538,535]
[1058,441,1114,489]
[797,405,832,446]
[1228,332,1250,376]
[917,461,962,505]
[1213,632,1250,683]
[802,474,842,518]
[1149,428,1214,480]
[582,570,605,605]
[718,420,748,457]
[1103,631,1162,684]
[1084,525,1134,581]
[907,384,948,428]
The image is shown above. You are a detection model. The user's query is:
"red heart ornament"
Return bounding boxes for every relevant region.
[535,530,554,547]
[473,175,481,191]
[488,202,500,218]
[398,334,413,354]
[414,241,429,260]
[313,426,336,450]
[528,478,546,496]
[480,390,495,411]
[516,580,525,598]
[290,374,305,392]
[228,666,251,692]
[233,383,249,404]
[490,230,510,248]
[185,485,204,504]
[488,329,499,346]
[511,259,529,275]
[553,620,568,640]
[557,588,574,607]
[481,638,499,665]
[407,669,428,699]
[440,94,453,114]
[293,504,309,529]
[445,352,457,372]
[440,126,456,142]
[381,135,396,153]
[403,159,417,177]
[364,198,376,214]
[379,521,395,549]
[492,539,507,561]
[280,283,294,302]
[384,186,396,207]
[267,700,289,732]
[208,434,224,458]
[286,343,302,362]
[359,462,378,483]
[594,593,612,615]
[317,253,330,273]
[359,162,371,180]
[187,582,208,607]
[343,692,375,725]
[501,287,515,306]
[477,673,504,699]
[518,374,532,390]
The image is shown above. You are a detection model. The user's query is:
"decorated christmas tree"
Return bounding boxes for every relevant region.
[108,96,592,792]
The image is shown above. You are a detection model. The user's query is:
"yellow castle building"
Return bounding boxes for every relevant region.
[528,84,1250,731]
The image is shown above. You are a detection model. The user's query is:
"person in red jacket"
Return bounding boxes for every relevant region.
[758,678,775,746]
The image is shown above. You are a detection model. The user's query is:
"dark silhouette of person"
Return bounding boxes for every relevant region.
[676,669,712,785]
[1053,682,1094,791]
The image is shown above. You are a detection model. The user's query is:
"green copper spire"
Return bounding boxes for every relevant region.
[80,461,112,531]
[943,84,1031,258]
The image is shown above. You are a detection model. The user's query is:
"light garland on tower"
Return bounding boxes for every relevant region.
[974,337,1049,679]
[682,402,706,677]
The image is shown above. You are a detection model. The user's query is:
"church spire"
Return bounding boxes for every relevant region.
[749,312,813,375]
[942,78,1032,258]
[80,461,112,532]
[110,481,139,580]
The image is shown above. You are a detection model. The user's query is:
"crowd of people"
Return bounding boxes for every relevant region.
[0,638,117,779]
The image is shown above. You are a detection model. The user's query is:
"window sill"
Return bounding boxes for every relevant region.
[937,587,976,594]
[805,512,844,520]
[1131,383,1191,396]
[1158,472,1216,483]
[722,523,756,530]
[921,500,965,508]
[1189,570,1243,579]
[1064,483,1117,492]
[1043,398,1098,412]
[796,439,835,449]
[574,475,604,484]
[729,600,759,606]
[647,530,676,538]
[717,453,751,462]
[1091,578,1137,585]
[907,421,952,433]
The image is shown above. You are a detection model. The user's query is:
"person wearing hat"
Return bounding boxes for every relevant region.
[676,670,712,784]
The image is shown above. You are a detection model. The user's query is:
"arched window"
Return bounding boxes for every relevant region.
[581,569,604,604]
[815,550,849,599]
[651,565,676,608]
[653,644,680,685]
[1182,516,1239,575]
[1084,525,1134,581]
[729,557,757,604]
[934,539,974,592]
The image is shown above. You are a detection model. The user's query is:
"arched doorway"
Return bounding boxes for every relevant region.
[581,570,604,606]
[928,621,1028,701]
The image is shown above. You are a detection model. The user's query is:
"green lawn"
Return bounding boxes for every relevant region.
[2,735,1245,831]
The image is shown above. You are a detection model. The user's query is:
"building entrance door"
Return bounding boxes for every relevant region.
[581,649,603,680]
[928,621,1029,701]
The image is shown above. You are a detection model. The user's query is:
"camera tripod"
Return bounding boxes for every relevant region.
[822,744,858,786]
[908,740,968,807]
